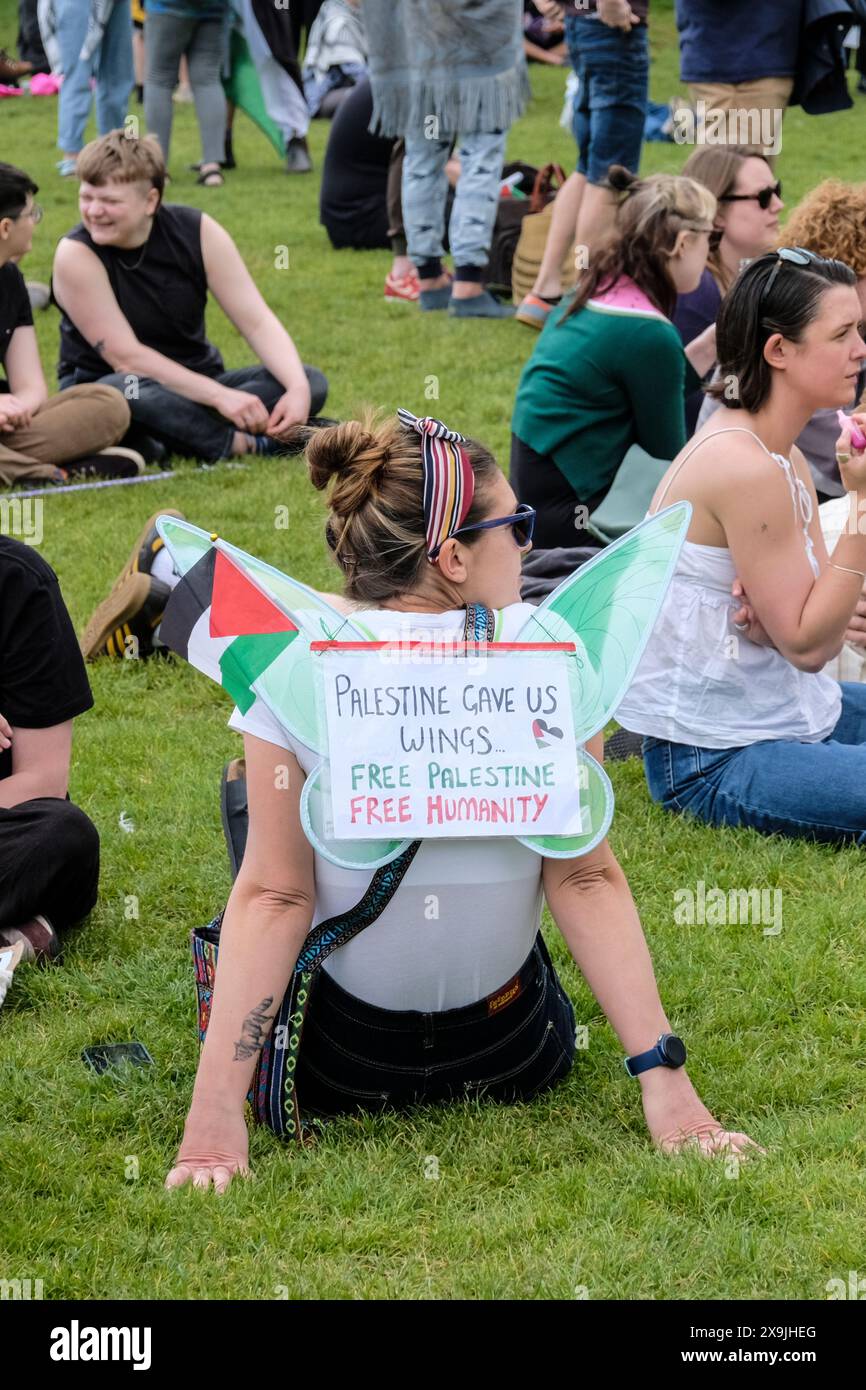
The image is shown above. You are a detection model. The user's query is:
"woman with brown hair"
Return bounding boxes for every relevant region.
[511,167,718,550]
[163,409,760,1190]
[675,145,783,431]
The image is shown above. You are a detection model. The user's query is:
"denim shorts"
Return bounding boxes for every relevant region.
[641,682,866,847]
[293,931,577,1121]
[565,16,649,183]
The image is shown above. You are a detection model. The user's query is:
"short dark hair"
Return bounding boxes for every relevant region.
[707,249,857,413]
[0,162,38,222]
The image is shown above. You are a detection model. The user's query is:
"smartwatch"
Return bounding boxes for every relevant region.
[624,1033,687,1078]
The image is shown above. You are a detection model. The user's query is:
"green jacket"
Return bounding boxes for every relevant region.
[512,297,701,499]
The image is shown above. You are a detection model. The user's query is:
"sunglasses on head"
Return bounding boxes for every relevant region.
[718,180,782,212]
[759,245,833,304]
[437,502,536,557]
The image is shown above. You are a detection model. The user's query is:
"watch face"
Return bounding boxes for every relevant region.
[661,1034,687,1067]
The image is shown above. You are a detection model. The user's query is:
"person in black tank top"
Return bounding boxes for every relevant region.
[52,131,328,465]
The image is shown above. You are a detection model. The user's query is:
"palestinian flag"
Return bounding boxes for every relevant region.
[160,544,298,713]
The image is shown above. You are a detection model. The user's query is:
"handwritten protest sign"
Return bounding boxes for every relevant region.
[316,644,583,840]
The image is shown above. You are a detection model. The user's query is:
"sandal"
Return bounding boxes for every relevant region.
[196,163,224,188]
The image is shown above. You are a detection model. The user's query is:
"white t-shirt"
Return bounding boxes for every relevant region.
[227,604,548,1012]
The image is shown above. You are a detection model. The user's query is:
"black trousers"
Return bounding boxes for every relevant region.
[509,433,609,550]
[0,797,100,933]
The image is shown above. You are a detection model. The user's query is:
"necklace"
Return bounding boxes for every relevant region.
[117,237,149,271]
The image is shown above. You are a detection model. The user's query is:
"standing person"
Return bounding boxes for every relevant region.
[37,0,135,178]
[516,0,651,331]
[362,0,529,318]
[511,169,718,549]
[674,145,784,432]
[0,160,139,483]
[52,132,328,466]
[143,0,228,187]
[0,536,100,966]
[233,0,314,173]
[674,0,803,167]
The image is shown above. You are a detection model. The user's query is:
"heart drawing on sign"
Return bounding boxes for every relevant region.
[532,718,564,749]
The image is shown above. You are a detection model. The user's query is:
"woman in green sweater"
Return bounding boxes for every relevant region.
[511,166,719,548]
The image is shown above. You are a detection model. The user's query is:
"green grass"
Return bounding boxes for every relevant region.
[2,0,866,1301]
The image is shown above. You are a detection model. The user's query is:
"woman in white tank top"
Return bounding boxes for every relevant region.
[617,247,866,844]
[166,410,760,1191]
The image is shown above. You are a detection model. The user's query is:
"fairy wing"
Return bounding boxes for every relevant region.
[514,503,689,859]
[155,515,365,751]
[515,503,691,744]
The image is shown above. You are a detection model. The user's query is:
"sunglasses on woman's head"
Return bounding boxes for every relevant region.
[759,245,827,304]
[440,502,536,555]
[718,181,782,211]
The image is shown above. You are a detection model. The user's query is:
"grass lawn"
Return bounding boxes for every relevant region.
[1,0,865,1301]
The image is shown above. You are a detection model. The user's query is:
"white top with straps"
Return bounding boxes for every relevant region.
[228,603,545,1013]
[616,427,841,749]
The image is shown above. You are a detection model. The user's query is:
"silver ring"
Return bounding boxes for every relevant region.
[733,621,748,632]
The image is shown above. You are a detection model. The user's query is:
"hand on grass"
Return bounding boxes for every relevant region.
[165,1103,251,1194]
[641,1068,766,1160]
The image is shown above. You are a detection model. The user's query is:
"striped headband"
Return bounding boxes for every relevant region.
[397,407,475,561]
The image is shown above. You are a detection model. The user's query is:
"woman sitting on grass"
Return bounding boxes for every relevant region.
[165,410,760,1192]
[511,167,719,550]
[616,250,866,843]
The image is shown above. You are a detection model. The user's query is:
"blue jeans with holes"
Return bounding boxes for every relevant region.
[56,0,134,155]
[565,16,648,183]
[294,932,576,1122]
[643,682,866,846]
[402,129,508,271]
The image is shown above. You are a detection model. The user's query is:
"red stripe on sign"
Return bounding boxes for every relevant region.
[309,641,576,652]
[210,549,298,639]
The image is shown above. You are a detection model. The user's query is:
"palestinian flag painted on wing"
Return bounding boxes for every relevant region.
[160,544,298,713]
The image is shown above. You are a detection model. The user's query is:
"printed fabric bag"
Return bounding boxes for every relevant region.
[191,603,497,1144]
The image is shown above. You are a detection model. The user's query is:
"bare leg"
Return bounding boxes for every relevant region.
[575,180,619,257]
[529,171,585,299]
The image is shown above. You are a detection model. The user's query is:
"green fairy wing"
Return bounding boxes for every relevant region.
[514,504,689,859]
[515,503,691,743]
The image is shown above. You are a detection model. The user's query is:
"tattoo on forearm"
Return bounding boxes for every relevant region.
[233,996,275,1061]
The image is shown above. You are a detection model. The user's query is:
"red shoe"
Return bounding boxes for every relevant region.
[384,268,420,303]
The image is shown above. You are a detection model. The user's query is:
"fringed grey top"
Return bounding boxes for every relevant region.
[360,0,530,138]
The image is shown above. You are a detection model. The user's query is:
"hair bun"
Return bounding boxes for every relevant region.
[306,416,390,516]
[607,164,639,194]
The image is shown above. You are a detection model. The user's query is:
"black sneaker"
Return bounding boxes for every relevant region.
[64,447,145,480]
[80,572,172,661]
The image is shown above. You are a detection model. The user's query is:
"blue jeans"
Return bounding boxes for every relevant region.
[402,129,508,271]
[294,932,576,1123]
[59,365,328,463]
[643,682,866,847]
[565,16,648,183]
[56,0,134,154]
